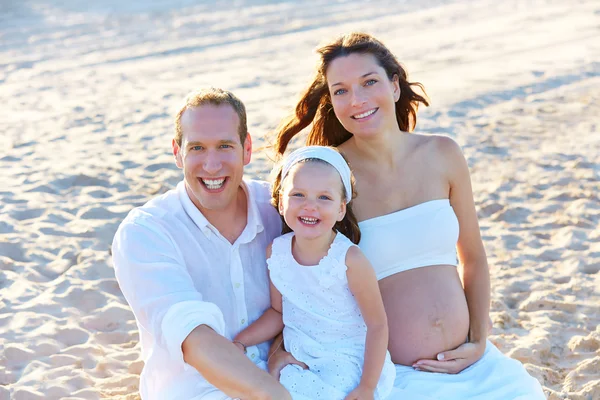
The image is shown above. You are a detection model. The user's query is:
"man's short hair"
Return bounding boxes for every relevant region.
[175,88,248,146]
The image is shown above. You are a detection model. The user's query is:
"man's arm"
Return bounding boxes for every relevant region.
[183,325,290,399]
[112,220,290,399]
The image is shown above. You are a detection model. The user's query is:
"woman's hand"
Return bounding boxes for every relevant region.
[412,341,486,374]
[344,384,375,400]
[267,346,308,379]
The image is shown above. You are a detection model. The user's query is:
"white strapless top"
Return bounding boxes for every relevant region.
[358,199,459,280]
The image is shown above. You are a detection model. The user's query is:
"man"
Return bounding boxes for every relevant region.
[112,88,292,400]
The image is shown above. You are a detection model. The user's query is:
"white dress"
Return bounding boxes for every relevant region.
[267,232,395,400]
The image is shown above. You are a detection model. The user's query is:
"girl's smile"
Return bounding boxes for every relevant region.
[279,161,346,242]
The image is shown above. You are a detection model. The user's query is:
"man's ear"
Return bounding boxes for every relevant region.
[173,139,183,169]
[243,133,252,165]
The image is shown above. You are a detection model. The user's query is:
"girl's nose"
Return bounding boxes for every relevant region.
[303,198,317,210]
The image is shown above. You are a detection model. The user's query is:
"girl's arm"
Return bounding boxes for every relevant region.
[344,246,389,398]
[234,244,284,349]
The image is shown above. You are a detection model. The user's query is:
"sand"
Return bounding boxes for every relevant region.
[1,0,598,399]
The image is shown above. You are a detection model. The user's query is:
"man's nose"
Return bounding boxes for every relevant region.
[203,152,222,174]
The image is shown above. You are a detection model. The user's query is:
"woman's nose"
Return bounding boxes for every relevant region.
[351,88,367,107]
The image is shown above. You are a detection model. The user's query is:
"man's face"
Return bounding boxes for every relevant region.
[173,104,251,213]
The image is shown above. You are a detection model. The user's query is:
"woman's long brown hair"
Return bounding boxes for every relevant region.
[273,32,429,156]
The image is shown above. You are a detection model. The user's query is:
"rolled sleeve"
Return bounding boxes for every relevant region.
[112,217,227,361]
[162,300,226,362]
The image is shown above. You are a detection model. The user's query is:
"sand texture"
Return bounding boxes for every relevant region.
[1,0,599,399]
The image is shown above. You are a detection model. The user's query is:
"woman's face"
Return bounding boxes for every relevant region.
[326,53,400,139]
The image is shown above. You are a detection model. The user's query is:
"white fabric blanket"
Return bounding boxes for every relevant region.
[385,340,546,399]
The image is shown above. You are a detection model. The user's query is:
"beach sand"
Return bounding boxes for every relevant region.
[1,0,598,398]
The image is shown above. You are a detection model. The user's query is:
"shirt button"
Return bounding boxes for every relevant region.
[241,319,246,324]
[250,353,255,359]
[235,283,240,289]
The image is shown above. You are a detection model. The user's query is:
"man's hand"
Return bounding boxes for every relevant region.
[412,341,486,374]
[344,384,375,400]
[267,346,308,379]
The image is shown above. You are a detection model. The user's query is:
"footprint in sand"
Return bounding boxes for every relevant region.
[55,327,90,347]
[82,304,133,332]
[567,329,600,353]
[493,206,532,224]
[563,357,600,397]
[59,286,109,313]
[519,292,577,313]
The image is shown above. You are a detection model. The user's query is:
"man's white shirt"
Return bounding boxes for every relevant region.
[112,179,281,400]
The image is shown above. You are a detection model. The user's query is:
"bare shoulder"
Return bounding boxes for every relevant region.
[412,133,463,157]
[416,134,467,173]
[345,245,370,271]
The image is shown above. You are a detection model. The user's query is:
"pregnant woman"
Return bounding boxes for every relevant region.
[271,32,545,399]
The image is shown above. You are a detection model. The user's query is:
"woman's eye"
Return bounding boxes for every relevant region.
[365,79,377,86]
[333,88,347,96]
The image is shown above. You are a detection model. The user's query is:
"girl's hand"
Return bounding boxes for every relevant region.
[344,384,375,400]
[412,341,486,374]
[267,347,308,379]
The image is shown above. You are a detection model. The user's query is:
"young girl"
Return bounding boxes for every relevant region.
[233,145,395,400]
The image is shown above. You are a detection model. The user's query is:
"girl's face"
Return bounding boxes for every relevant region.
[326,53,400,139]
[279,162,346,241]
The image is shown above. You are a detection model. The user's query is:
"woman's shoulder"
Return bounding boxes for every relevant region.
[410,133,462,153]
[410,133,466,168]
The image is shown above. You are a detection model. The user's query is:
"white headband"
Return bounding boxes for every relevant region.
[281,146,353,203]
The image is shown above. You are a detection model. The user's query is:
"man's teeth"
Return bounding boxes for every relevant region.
[202,178,226,190]
[300,217,318,225]
[353,109,376,119]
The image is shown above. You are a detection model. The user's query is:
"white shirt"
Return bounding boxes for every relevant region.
[112,179,281,400]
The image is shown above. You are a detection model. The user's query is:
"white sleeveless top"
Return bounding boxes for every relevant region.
[268,231,367,348]
[268,231,395,399]
[358,199,459,280]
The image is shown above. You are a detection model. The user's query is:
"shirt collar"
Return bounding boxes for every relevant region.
[177,179,265,243]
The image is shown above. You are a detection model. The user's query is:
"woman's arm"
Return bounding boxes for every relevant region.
[344,246,389,399]
[414,137,489,374]
[446,138,490,347]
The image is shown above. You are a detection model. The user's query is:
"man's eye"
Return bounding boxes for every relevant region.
[220,144,232,149]
[191,146,203,151]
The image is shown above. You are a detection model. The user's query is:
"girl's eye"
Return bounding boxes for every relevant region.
[365,79,377,86]
[333,88,347,96]
[291,193,304,197]
[319,195,332,200]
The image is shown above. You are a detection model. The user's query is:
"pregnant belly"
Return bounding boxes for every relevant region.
[379,265,470,366]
